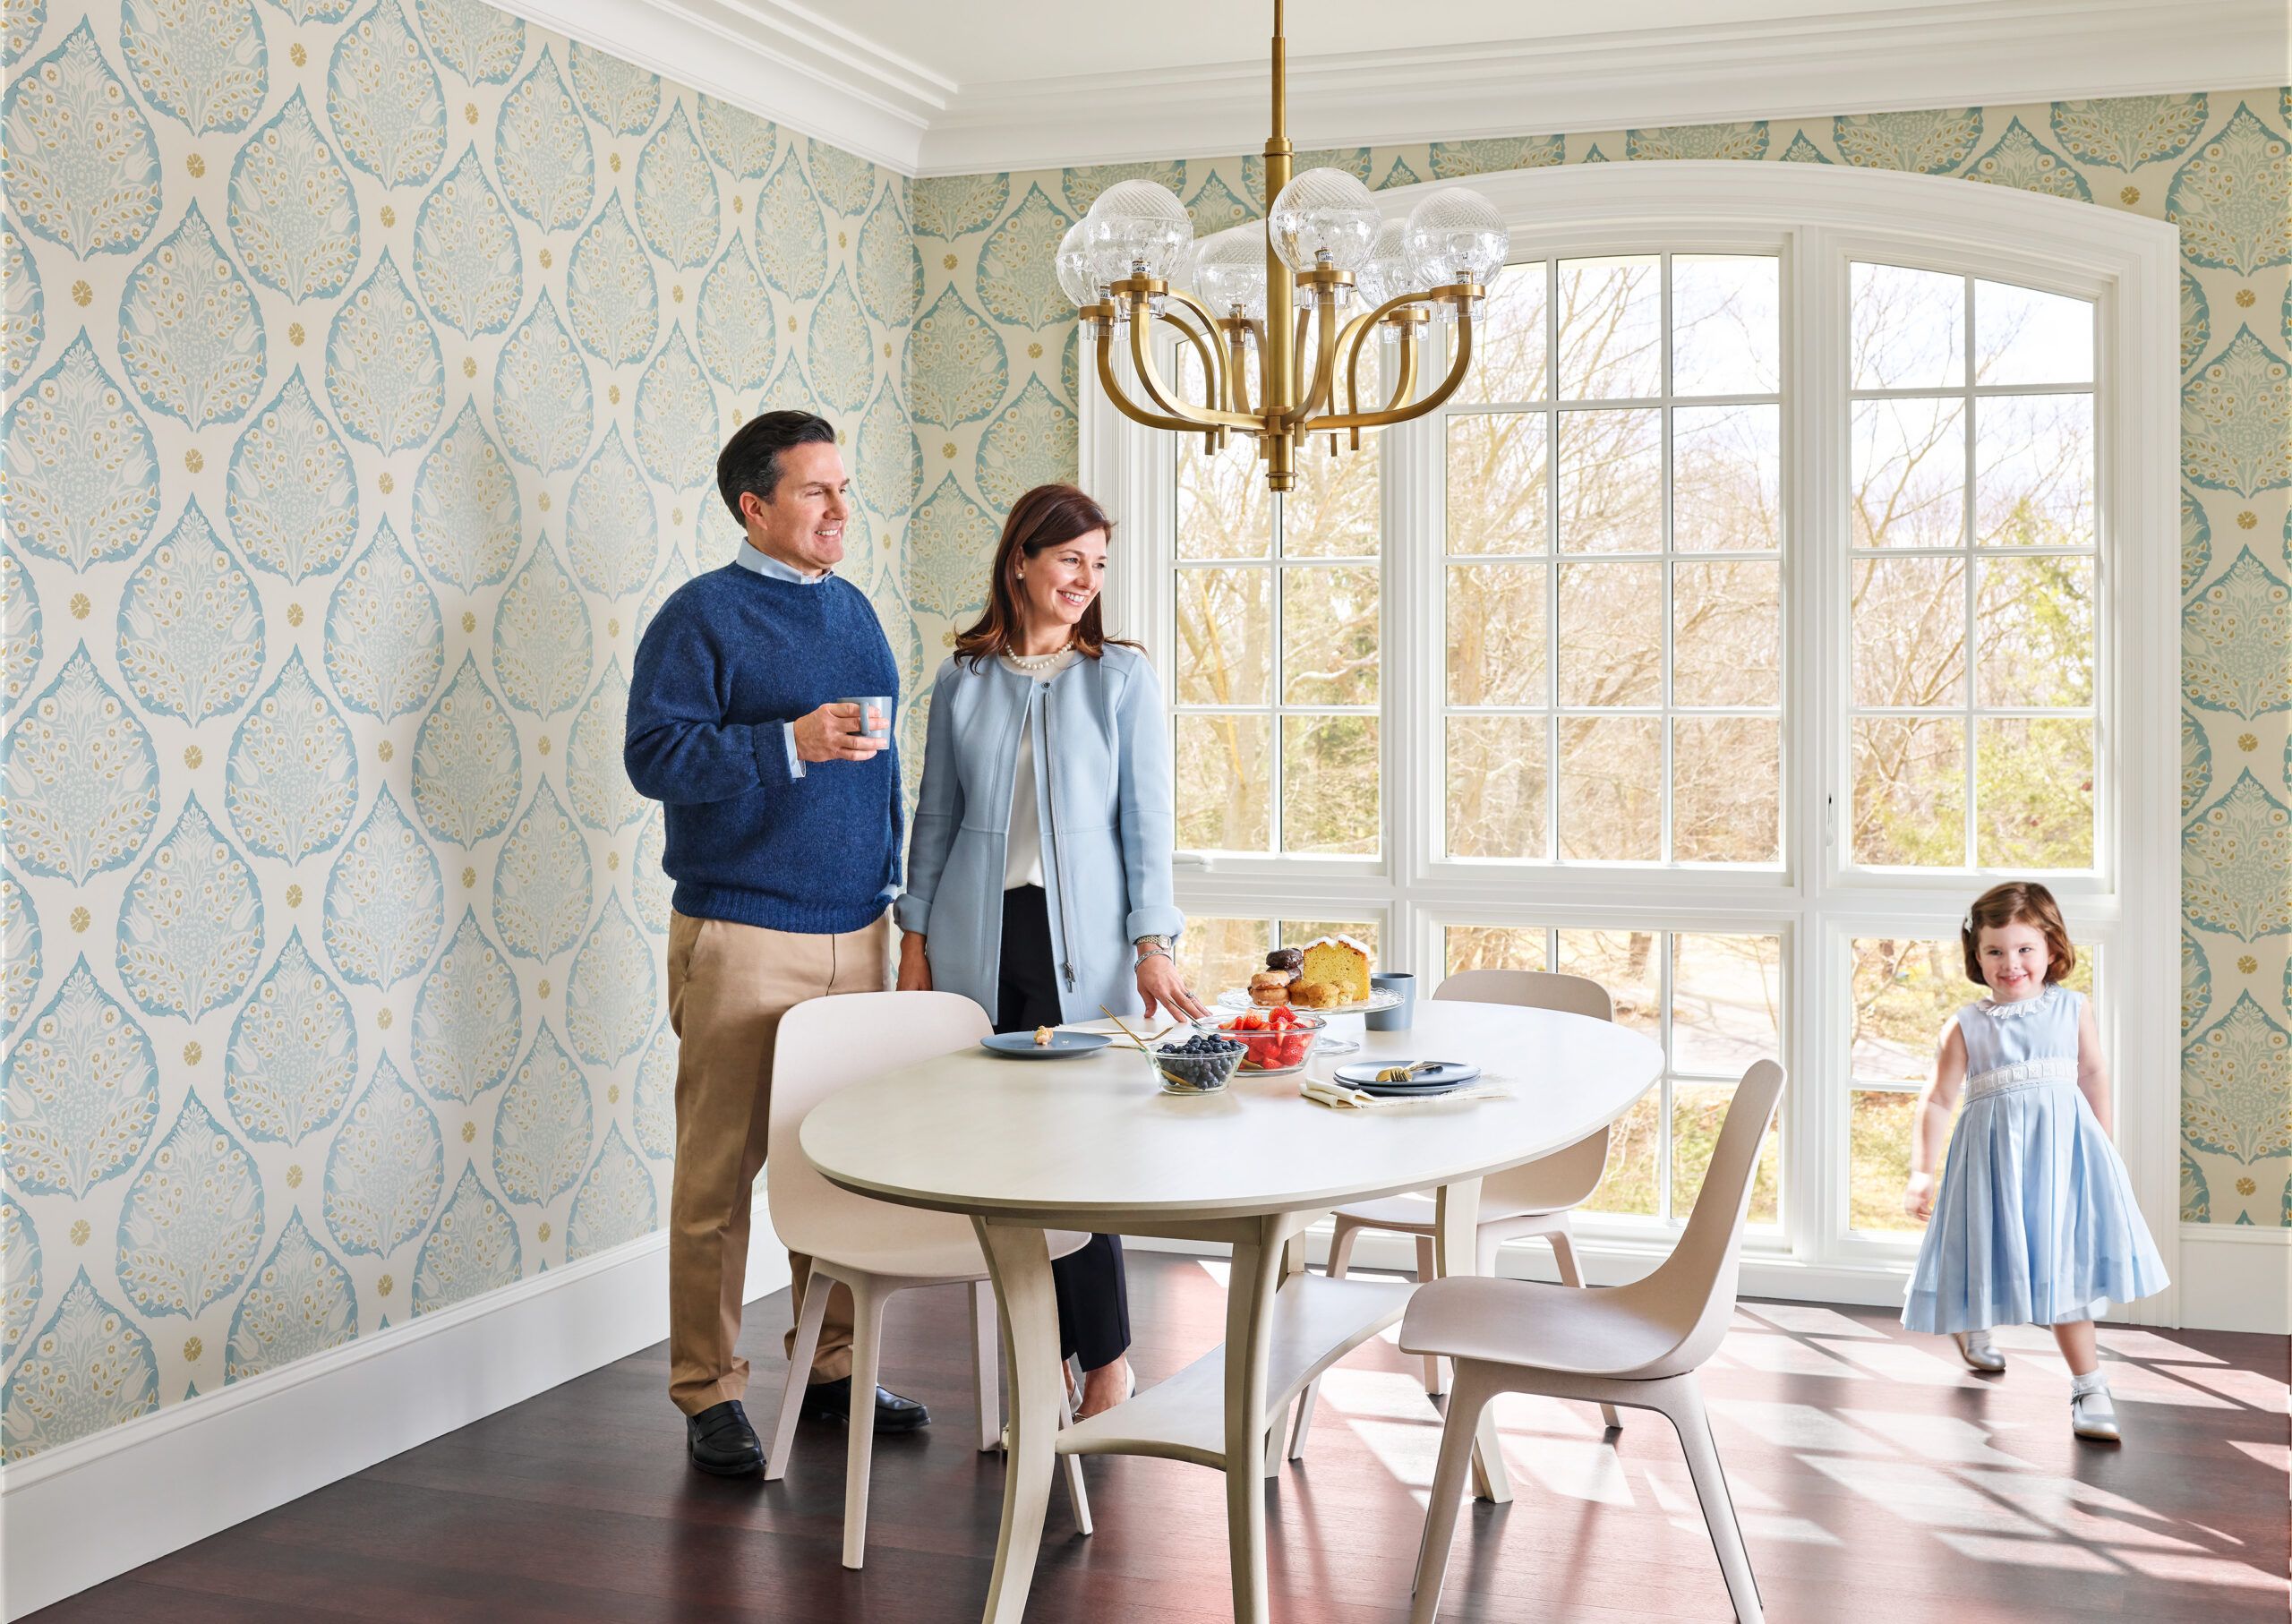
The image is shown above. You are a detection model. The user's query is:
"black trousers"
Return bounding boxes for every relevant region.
[996,885,1132,1372]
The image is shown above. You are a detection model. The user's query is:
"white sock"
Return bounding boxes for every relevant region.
[2069,1367,2108,1397]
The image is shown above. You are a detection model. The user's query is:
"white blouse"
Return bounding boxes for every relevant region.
[999,648,1079,890]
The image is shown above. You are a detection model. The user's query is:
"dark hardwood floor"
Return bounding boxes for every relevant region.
[38,1253,2289,1622]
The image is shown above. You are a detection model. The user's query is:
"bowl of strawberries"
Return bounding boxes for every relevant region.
[1196,1007,1326,1073]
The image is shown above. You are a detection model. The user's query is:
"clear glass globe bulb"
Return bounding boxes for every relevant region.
[1083,178,1193,290]
[1402,187,1509,290]
[1055,218,1099,310]
[1268,167,1381,275]
[1353,218,1421,311]
[1192,226,1270,322]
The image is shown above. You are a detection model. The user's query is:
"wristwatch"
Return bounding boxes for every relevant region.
[1133,934,1172,967]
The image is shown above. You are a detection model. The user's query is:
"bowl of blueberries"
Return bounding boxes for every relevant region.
[1145,1031,1246,1095]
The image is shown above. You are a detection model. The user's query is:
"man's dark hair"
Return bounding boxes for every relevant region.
[716,410,837,523]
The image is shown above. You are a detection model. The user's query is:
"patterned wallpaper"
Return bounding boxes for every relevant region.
[910,91,2292,1228]
[0,0,918,1460]
[0,0,2282,1475]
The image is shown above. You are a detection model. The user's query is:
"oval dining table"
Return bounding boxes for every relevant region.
[800,998,1663,1623]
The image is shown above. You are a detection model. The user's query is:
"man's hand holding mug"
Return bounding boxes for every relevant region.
[792,699,889,764]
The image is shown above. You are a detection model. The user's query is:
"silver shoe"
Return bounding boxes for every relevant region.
[1952,1330,2006,1372]
[2071,1384,2120,1441]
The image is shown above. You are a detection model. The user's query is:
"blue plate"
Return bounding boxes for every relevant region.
[980,1030,1114,1059]
[1332,1059,1481,1091]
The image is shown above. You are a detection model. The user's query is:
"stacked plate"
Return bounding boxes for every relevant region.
[1330,1060,1481,1098]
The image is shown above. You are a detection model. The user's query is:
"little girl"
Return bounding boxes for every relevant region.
[1902,881,2168,1441]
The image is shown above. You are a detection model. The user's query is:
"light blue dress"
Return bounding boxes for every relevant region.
[1903,986,2168,1334]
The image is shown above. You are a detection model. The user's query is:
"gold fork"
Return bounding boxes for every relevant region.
[1099,1006,1174,1051]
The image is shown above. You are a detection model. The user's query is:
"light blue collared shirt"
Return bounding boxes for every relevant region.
[734,542,829,779]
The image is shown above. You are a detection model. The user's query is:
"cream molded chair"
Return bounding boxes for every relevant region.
[1286,969,1621,1462]
[1400,1059,1785,1624]
[764,990,1092,1568]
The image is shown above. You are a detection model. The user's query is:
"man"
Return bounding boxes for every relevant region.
[625,410,928,1477]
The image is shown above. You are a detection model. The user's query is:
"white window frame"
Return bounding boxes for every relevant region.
[1085,162,2181,1317]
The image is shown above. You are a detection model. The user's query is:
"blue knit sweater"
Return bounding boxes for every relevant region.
[624,562,902,934]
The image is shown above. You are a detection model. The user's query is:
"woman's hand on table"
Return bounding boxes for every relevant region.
[897,933,932,992]
[1135,949,1207,1021]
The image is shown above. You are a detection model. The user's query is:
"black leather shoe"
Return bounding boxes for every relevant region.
[801,1377,929,1433]
[687,1399,764,1475]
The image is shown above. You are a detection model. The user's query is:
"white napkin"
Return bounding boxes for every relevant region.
[1300,1076,1514,1111]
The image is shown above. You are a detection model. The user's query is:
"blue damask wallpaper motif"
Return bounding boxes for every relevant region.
[911,90,2292,1230]
[0,0,917,1461]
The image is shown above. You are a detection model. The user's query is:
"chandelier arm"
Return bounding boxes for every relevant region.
[1305,302,1475,433]
[1244,321,1270,415]
[1124,304,1213,421]
[1321,286,1451,424]
[1111,316,1259,432]
[1282,297,1345,428]
[1331,311,1373,417]
[1096,328,1231,434]
[1155,297,1230,419]
[1381,325,1422,414]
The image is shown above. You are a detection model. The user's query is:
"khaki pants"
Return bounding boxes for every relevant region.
[665,907,889,1415]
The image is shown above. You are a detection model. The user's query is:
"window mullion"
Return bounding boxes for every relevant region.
[1961,272,1979,870]
[1545,260,1562,864]
[1792,222,1837,1261]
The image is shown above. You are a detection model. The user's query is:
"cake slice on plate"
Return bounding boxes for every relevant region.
[1298,936,1371,1004]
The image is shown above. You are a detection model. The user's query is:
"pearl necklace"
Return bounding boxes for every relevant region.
[1003,638,1074,673]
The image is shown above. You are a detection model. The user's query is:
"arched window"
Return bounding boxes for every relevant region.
[1088,162,2180,1298]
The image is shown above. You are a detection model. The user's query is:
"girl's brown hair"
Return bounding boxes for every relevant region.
[1960,881,2076,986]
[952,483,1139,668]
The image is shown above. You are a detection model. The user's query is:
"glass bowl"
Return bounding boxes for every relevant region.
[1193,1010,1327,1074]
[1143,1038,1245,1094]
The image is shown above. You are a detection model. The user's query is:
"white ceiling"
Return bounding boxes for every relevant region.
[496,0,2288,175]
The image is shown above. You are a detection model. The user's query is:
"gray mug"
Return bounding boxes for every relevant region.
[839,696,893,742]
[1366,971,1415,1031]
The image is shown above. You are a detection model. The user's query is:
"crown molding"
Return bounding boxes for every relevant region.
[488,0,2284,179]
[487,0,946,173]
[914,0,2287,175]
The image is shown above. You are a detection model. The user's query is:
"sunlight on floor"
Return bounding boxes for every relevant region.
[2228,1438,2291,1471]
[1741,1303,1889,1338]
[1176,1259,2283,1605]
[1934,1532,2118,1572]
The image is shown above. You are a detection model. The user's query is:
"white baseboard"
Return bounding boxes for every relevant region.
[2172,1224,2292,1336]
[1130,1219,2292,1335]
[0,1201,790,1621]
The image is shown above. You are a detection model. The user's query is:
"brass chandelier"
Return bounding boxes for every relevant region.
[1056,0,1510,492]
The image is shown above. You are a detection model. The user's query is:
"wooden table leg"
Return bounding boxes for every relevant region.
[973,1219,1059,1624]
[1224,1216,1287,1623]
[1433,1179,1513,1504]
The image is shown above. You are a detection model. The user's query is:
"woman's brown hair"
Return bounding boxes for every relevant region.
[952,484,1140,668]
[1960,881,2076,986]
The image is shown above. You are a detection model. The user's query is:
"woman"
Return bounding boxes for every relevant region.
[896,483,1205,1418]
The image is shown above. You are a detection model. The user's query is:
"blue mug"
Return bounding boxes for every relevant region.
[1366,971,1415,1031]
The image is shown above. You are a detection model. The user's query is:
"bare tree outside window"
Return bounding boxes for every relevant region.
[1174,344,1381,855]
[1157,235,2114,1252]
[1444,256,1784,866]
[1443,925,1782,1224]
[1848,264,2099,871]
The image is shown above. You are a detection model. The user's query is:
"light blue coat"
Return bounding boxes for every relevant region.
[896,645,1185,1025]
